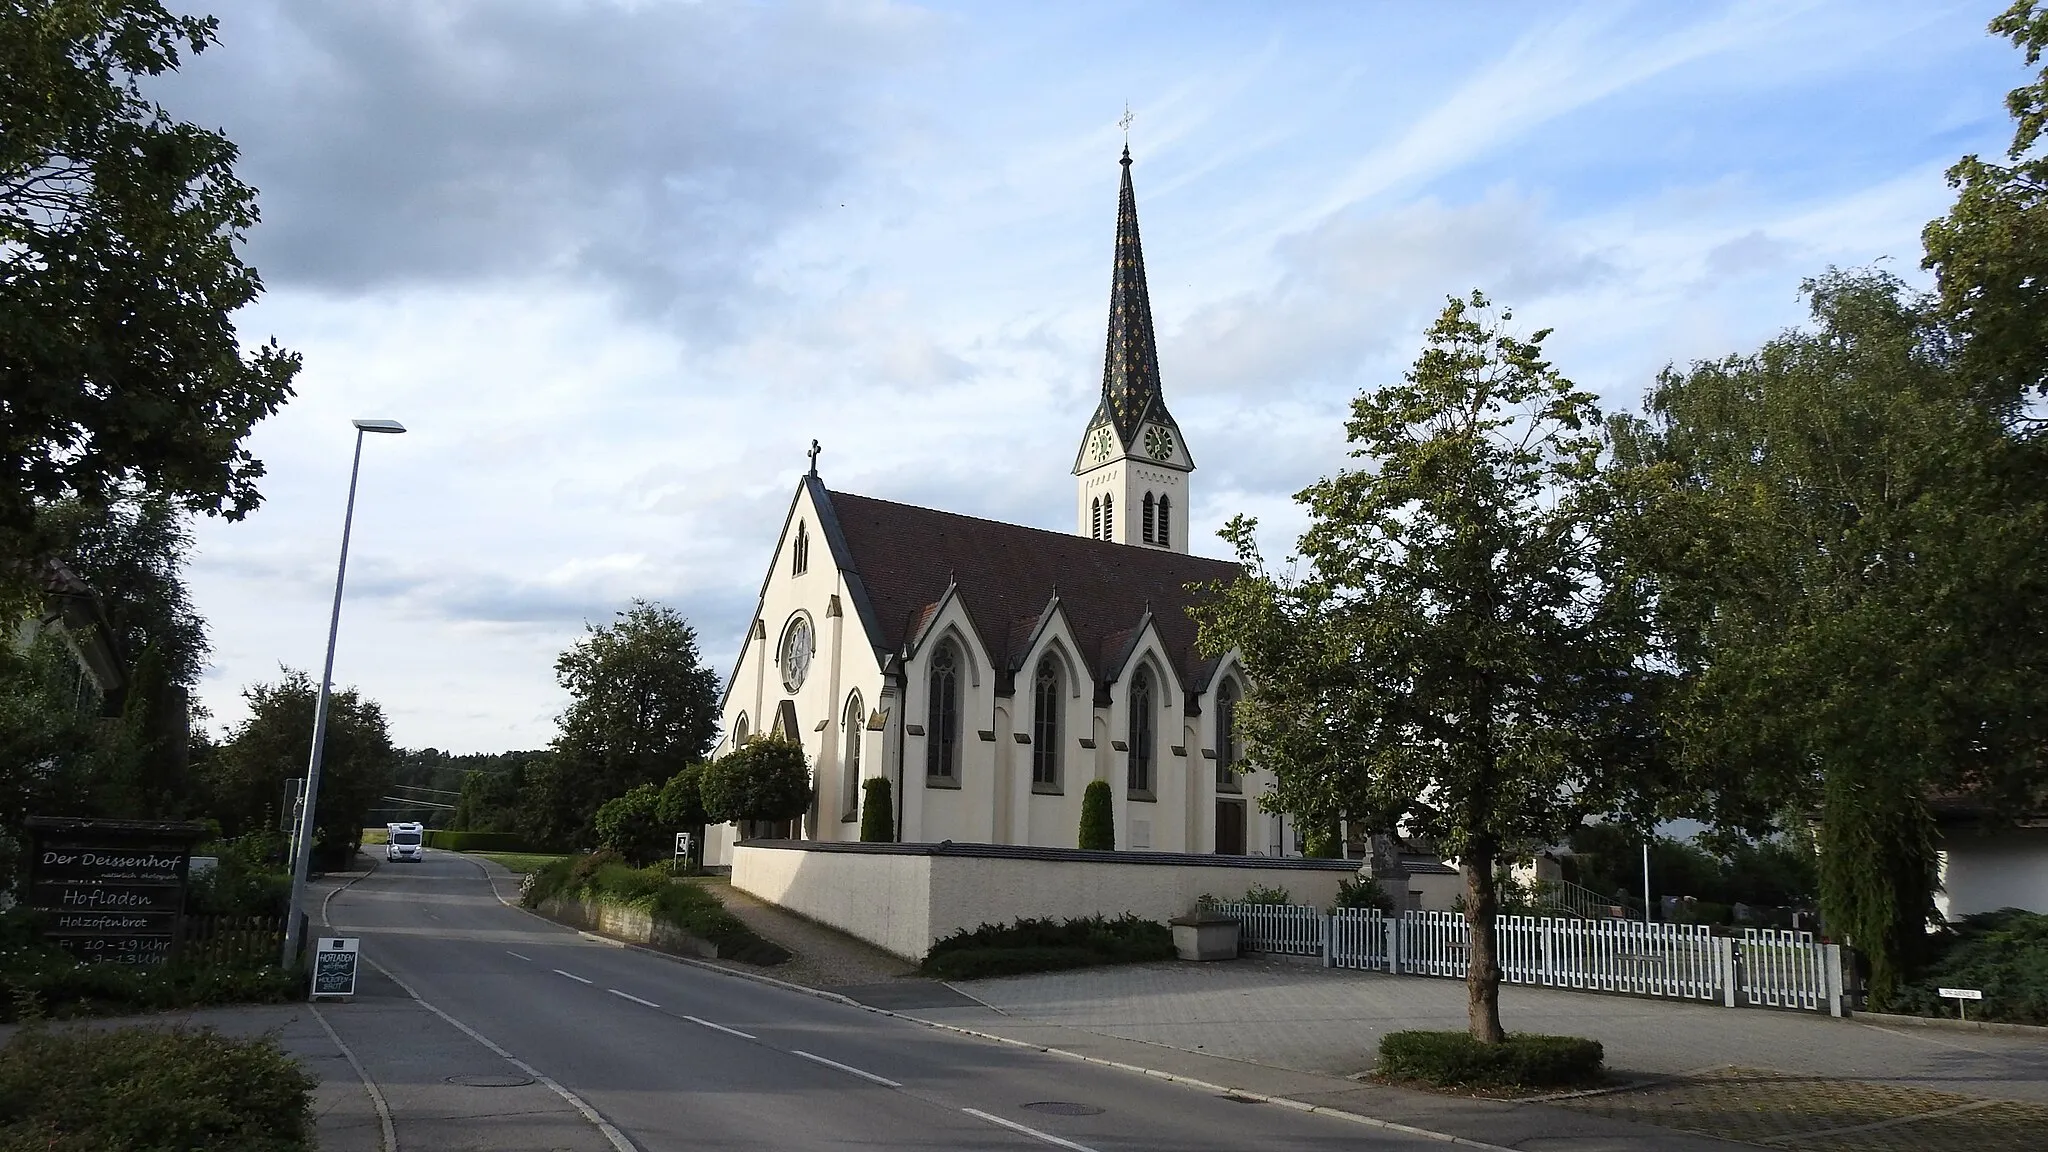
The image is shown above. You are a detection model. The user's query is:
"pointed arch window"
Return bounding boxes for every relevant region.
[1127,667,1155,797]
[732,713,750,747]
[1092,497,1102,540]
[926,641,961,781]
[1142,493,1156,543]
[1103,494,1115,539]
[792,521,809,576]
[1215,679,1240,792]
[1157,496,1171,548]
[840,691,864,820]
[1032,657,1062,789]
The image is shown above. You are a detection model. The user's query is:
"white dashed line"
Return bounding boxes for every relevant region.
[791,1049,902,1088]
[608,989,659,1009]
[682,1015,755,1040]
[506,950,532,962]
[554,969,594,985]
[963,1108,1103,1152]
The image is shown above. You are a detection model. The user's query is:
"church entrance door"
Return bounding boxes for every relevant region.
[1215,799,1246,855]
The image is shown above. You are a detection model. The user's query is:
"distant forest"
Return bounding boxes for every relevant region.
[374,748,549,829]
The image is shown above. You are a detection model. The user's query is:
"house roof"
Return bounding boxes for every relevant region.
[819,482,1240,702]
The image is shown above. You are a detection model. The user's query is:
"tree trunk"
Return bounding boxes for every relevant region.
[1464,837,1506,1043]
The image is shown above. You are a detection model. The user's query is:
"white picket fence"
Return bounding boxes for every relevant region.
[1204,902,1845,1015]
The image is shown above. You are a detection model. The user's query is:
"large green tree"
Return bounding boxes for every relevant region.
[1196,293,1667,1043]
[1610,271,2048,1005]
[549,600,720,843]
[204,670,395,870]
[1,1,299,568]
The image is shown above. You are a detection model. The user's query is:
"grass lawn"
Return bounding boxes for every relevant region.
[471,852,570,874]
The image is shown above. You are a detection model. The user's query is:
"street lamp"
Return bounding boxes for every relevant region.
[281,418,406,967]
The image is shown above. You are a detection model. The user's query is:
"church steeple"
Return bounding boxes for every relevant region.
[1074,146,1192,552]
[1100,145,1163,439]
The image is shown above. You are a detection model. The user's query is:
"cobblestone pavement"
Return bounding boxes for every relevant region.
[1558,1068,2048,1151]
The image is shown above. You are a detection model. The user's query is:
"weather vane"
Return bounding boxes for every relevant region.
[1120,103,1134,141]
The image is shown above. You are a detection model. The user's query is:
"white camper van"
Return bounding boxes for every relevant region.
[386,822,425,863]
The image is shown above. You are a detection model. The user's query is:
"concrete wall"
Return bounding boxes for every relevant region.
[1936,826,2048,919]
[733,842,1363,961]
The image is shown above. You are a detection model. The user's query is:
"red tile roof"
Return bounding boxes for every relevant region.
[816,483,1240,703]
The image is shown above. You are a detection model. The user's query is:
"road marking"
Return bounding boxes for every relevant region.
[311,1004,398,1152]
[608,989,659,1009]
[554,969,594,985]
[682,1015,755,1040]
[791,1049,902,1088]
[506,950,532,962]
[362,956,639,1152]
[963,1108,1102,1152]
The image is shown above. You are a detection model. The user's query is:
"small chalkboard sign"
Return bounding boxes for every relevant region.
[312,937,360,999]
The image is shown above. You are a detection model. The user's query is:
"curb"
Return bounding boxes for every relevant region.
[452,855,1517,1152]
[1855,1010,2048,1039]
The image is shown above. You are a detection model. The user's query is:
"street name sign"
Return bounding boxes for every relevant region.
[1939,986,1984,1020]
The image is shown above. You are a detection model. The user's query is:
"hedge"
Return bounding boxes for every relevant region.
[423,830,526,852]
[1377,1030,1604,1089]
[922,915,1172,980]
[523,853,789,965]
[1893,908,2048,1025]
[0,1025,316,1150]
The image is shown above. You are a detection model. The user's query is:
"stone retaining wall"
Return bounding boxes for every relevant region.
[536,895,719,959]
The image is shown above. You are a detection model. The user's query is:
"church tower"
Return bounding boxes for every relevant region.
[1074,146,1193,553]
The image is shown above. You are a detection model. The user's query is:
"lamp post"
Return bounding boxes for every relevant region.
[281,418,406,967]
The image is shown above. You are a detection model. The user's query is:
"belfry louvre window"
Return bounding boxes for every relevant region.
[792,521,809,576]
[1092,497,1102,539]
[926,642,962,780]
[1142,493,1156,543]
[1103,494,1114,539]
[841,691,864,820]
[1157,496,1171,547]
[1032,657,1061,787]
[1127,667,1154,795]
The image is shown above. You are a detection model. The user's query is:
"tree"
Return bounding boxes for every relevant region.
[699,734,811,828]
[1195,292,1664,1043]
[594,782,664,866]
[1,1,299,567]
[859,777,894,842]
[1078,779,1114,851]
[1610,271,2048,1004]
[656,762,707,865]
[549,601,720,843]
[203,670,395,870]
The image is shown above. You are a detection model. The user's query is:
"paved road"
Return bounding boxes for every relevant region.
[321,851,1441,1152]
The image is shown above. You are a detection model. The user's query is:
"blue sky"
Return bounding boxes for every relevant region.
[168,0,2027,751]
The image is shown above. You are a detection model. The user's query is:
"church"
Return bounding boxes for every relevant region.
[704,148,1298,867]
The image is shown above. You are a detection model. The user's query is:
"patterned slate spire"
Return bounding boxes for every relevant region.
[1099,145,1163,440]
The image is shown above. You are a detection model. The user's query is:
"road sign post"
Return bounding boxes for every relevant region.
[1938,986,1983,1021]
[312,937,360,1000]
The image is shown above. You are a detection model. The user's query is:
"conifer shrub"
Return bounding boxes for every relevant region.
[860,778,895,842]
[0,1025,316,1150]
[1078,780,1114,850]
[1377,1030,1604,1089]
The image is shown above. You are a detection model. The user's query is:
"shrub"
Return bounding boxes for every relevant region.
[520,853,788,965]
[1241,883,1293,905]
[1078,780,1114,850]
[1377,1030,1604,1089]
[657,764,708,831]
[1893,908,2048,1025]
[0,929,306,1025]
[921,915,1172,979]
[594,782,665,865]
[422,830,527,852]
[860,777,895,842]
[1331,876,1396,914]
[700,734,812,825]
[0,1024,315,1150]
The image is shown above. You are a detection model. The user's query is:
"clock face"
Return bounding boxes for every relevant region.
[1088,427,1114,464]
[1143,426,1175,461]
[780,616,814,692]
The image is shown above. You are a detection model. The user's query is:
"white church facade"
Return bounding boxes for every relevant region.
[704,148,1293,867]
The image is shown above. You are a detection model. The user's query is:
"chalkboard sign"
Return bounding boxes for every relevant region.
[312,938,360,998]
[24,818,206,967]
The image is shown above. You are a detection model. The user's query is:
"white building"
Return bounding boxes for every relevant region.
[705,148,1289,866]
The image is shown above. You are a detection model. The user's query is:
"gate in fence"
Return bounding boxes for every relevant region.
[1203,902,1845,1016]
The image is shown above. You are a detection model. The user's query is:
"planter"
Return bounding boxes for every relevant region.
[1170,914,1240,961]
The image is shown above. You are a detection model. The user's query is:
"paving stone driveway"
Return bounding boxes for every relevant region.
[954,958,2048,1104]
